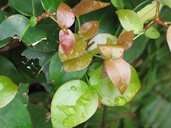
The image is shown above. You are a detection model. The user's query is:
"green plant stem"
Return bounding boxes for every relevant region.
[31,0,35,16]
[133,32,144,40]
[76,16,81,29]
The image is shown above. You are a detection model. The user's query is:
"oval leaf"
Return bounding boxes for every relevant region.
[59,34,87,62]
[116,9,143,34]
[51,80,98,128]
[104,59,131,94]
[59,29,75,54]
[63,53,93,72]
[57,3,75,28]
[0,75,18,108]
[118,31,134,50]
[78,21,99,40]
[73,0,110,16]
[89,66,141,106]
[98,44,124,59]
[111,0,124,9]
[88,33,117,53]
[166,25,171,52]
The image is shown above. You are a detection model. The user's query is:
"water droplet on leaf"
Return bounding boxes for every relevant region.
[114,96,127,106]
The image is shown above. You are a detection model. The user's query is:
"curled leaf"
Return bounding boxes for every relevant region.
[78,21,99,40]
[73,0,110,16]
[64,53,93,72]
[57,3,75,28]
[98,44,124,59]
[104,59,131,94]
[59,29,75,54]
[166,25,171,52]
[59,34,87,62]
[118,31,134,50]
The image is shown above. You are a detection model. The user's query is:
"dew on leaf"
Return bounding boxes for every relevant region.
[71,86,77,91]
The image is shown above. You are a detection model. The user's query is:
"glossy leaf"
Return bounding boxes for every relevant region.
[88,33,117,53]
[41,0,61,12]
[0,76,18,108]
[158,0,171,9]
[111,0,124,9]
[59,34,87,62]
[98,44,124,59]
[57,3,75,28]
[63,53,93,72]
[0,98,32,128]
[51,80,98,128]
[118,31,134,50]
[104,59,131,94]
[116,9,143,34]
[49,53,87,87]
[78,21,99,40]
[73,0,110,16]
[0,15,47,46]
[89,66,141,106]
[166,25,171,52]
[145,26,160,39]
[59,29,75,54]
[137,1,158,23]
[9,0,43,16]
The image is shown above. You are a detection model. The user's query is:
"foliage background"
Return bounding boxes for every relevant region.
[0,0,171,128]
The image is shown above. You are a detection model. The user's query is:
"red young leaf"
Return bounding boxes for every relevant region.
[78,21,99,40]
[166,25,171,52]
[104,59,131,94]
[57,3,75,28]
[73,0,110,16]
[118,31,134,51]
[59,29,75,54]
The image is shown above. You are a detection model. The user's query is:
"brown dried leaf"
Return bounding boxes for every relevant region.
[104,59,131,94]
[59,29,75,54]
[118,31,134,50]
[73,0,110,16]
[79,21,99,40]
[98,44,124,59]
[166,25,171,52]
[57,3,75,28]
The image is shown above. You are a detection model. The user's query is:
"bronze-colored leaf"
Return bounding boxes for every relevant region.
[118,31,134,50]
[59,29,75,54]
[78,21,99,40]
[104,59,131,94]
[63,53,93,72]
[98,44,124,59]
[73,0,110,16]
[166,25,171,52]
[59,34,87,62]
[57,3,75,28]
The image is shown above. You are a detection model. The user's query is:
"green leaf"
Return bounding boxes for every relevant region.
[51,80,98,128]
[89,66,141,106]
[0,97,32,128]
[0,15,47,46]
[41,0,61,12]
[9,0,43,16]
[158,0,171,9]
[111,0,124,9]
[63,53,93,72]
[145,26,160,39]
[0,55,19,83]
[137,1,158,23]
[116,9,143,34]
[49,53,87,87]
[28,104,52,128]
[0,76,18,108]
[0,11,7,23]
